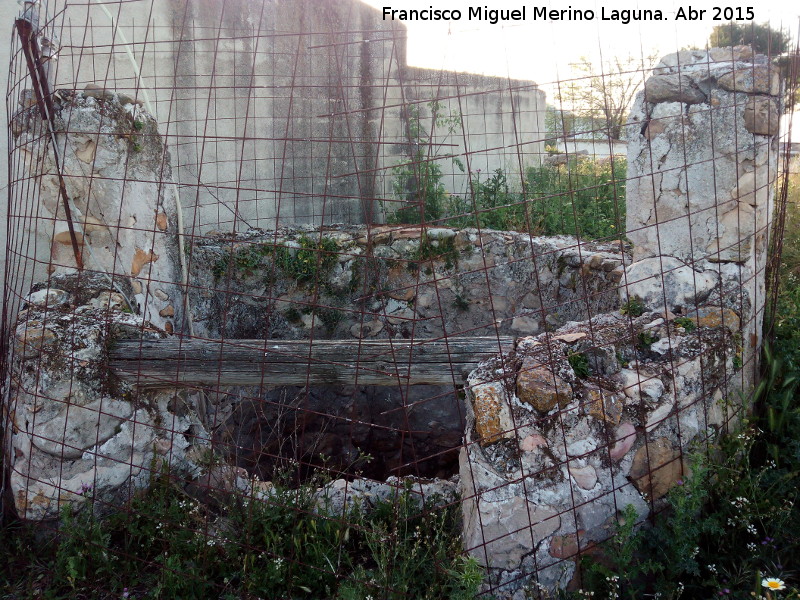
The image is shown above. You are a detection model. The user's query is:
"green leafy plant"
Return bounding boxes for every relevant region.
[524,156,627,240]
[620,296,645,317]
[673,316,696,331]
[638,330,659,348]
[388,101,464,225]
[568,351,590,378]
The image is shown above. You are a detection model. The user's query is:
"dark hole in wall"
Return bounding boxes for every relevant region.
[212,384,464,485]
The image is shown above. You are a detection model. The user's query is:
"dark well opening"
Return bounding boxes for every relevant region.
[211,384,465,484]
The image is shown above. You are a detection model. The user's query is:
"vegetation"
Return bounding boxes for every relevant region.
[388,101,464,225]
[389,156,626,242]
[551,54,658,141]
[620,296,645,317]
[212,235,340,285]
[709,21,792,55]
[567,351,590,378]
[0,471,481,600]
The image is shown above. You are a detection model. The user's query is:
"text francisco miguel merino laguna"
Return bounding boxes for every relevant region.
[382,6,753,24]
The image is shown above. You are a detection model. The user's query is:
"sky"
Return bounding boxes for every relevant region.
[362,0,799,100]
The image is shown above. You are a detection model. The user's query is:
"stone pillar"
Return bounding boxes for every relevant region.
[458,48,783,596]
[625,46,782,381]
[13,90,184,333]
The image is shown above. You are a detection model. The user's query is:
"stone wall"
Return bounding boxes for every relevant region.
[188,226,627,340]
[2,43,784,598]
[458,47,782,596]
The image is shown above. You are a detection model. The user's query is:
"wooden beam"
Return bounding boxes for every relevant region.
[109,337,515,388]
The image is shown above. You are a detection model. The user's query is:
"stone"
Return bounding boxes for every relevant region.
[520,434,547,453]
[349,320,384,338]
[568,464,598,490]
[708,45,754,62]
[131,247,159,277]
[586,385,623,425]
[733,170,772,207]
[154,289,169,301]
[717,66,780,96]
[463,495,561,568]
[618,369,664,403]
[549,531,585,559]
[609,422,637,461]
[646,401,675,433]
[15,325,56,359]
[511,315,540,334]
[156,212,169,231]
[706,204,755,263]
[386,287,415,301]
[629,438,685,500]
[744,96,779,136]
[553,332,587,343]
[471,381,514,445]
[159,305,175,317]
[689,306,740,331]
[516,361,571,413]
[622,257,718,312]
[644,74,706,104]
[32,398,134,459]
[25,289,71,308]
[53,230,85,246]
[74,139,97,163]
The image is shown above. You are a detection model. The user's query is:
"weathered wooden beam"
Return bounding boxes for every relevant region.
[109,337,515,388]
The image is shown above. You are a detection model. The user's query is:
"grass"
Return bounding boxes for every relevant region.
[0,471,481,599]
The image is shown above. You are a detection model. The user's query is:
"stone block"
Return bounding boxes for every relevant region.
[516,360,571,413]
[717,66,780,96]
[471,381,514,446]
[644,74,706,104]
[629,438,685,500]
[622,256,719,312]
[744,96,779,136]
[463,495,561,568]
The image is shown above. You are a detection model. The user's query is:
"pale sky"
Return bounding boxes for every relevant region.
[363,0,799,98]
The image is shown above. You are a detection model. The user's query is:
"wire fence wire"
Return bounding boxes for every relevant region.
[2,1,798,597]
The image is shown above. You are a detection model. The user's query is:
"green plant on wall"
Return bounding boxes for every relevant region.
[389,101,464,224]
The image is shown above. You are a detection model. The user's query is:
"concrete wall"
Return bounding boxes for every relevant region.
[2,0,546,318]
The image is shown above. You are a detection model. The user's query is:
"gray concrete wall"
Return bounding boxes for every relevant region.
[3,0,546,315]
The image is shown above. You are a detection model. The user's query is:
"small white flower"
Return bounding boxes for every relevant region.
[762,578,786,591]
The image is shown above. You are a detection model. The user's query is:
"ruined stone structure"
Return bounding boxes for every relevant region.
[459,47,782,594]
[2,31,784,598]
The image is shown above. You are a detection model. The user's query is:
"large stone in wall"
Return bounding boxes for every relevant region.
[460,305,740,595]
[13,90,184,332]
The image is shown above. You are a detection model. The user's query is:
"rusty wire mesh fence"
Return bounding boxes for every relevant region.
[2,0,798,597]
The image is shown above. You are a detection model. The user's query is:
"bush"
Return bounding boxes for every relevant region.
[524,157,626,240]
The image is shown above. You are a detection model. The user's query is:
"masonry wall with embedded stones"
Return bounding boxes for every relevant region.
[3,45,783,598]
[11,91,185,333]
[459,47,782,596]
[7,217,628,519]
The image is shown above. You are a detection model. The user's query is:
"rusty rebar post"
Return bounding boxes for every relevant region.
[15,14,83,270]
